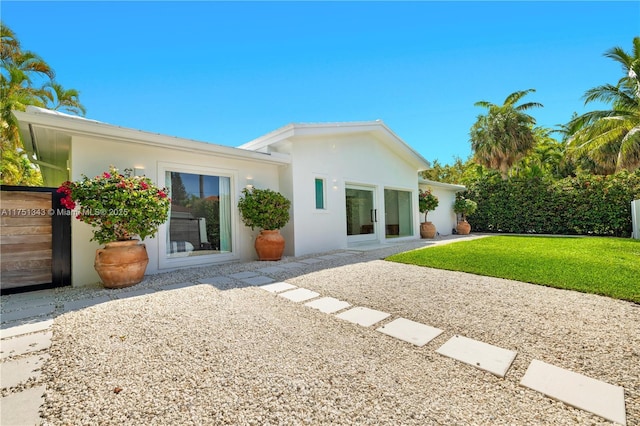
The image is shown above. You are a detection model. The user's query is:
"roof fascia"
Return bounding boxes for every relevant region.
[241,121,430,170]
[13,109,290,165]
[419,178,466,191]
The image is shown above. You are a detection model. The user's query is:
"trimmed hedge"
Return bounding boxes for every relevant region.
[465,170,640,237]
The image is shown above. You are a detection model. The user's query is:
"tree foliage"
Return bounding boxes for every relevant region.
[418,188,439,222]
[566,37,640,174]
[1,22,86,185]
[470,89,543,179]
[463,170,640,237]
[237,188,291,231]
[427,38,640,237]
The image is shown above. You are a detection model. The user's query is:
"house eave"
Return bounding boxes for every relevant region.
[13,107,291,166]
[419,178,466,191]
[240,120,430,170]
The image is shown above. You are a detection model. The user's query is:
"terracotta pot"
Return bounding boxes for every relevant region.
[456,220,471,235]
[420,222,437,239]
[94,240,149,289]
[255,230,285,261]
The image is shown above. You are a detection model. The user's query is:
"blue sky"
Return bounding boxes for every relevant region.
[3,1,639,165]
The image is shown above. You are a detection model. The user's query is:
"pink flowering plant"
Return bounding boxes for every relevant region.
[418,188,439,222]
[57,166,170,244]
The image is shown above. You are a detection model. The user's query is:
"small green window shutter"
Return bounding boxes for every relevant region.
[315,178,324,209]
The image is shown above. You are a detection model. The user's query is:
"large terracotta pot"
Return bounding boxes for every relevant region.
[94,240,149,289]
[456,220,471,235]
[255,230,285,261]
[420,222,437,239]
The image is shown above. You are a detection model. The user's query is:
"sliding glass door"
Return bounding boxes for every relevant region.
[345,185,377,243]
[384,188,413,238]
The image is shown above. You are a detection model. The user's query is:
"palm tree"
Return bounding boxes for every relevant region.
[470,89,543,179]
[514,127,567,179]
[566,37,640,174]
[1,22,85,185]
[1,24,54,149]
[44,81,86,115]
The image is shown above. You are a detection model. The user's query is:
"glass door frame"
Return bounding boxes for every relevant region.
[345,183,378,244]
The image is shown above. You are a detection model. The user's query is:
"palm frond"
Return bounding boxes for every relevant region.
[514,101,544,111]
[503,88,536,106]
[473,100,493,109]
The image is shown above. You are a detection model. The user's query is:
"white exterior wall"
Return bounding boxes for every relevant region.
[419,183,459,236]
[69,135,283,287]
[632,199,640,240]
[282,134,421,256]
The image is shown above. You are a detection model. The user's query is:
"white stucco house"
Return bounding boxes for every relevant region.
[12,106,465,287]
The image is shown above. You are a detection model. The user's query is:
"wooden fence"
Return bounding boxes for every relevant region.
[0,186,71,293]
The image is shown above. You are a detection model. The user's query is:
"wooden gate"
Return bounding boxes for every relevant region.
[0,186,71,293]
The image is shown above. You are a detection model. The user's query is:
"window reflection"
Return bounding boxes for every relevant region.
[166,172,231,257]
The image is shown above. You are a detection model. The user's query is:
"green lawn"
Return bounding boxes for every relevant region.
[386,236,640,303]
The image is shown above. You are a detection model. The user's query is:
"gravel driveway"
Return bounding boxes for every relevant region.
[39,238,639,425]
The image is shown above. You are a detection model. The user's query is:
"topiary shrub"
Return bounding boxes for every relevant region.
[453,194,477,222]
[237,187,291,231]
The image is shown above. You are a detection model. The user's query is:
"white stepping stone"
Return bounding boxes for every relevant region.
[0,331,52,359]
[317,255,340,260]
[278,288,320,302]
[198,276,234,285]
[229,271,259,279]
[0,385,46,426]
[113,288,156,299]
[63,295,112,312]
[435,335,517,378]
[259,282,297,293]
[520,359,626,425]
[1,319,53,340]
[1,288,55,304]
[256,266,286,273]
[1,304,55,323]
[1,353,49,388]
[157,282,195,291]
[304,297,351,314]
[278,262,307,269]
[376,318,443,347]
[335,307,390,327]
[240,276,274,286]
[298,258,323,265]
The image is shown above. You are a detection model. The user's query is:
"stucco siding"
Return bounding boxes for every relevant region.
[69,135,282,286]
[286,134,421,256]
[419,183,459,236]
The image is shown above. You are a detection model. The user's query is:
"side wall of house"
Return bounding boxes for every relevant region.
[283,133,421,256]
[419,183,459,236]
[69,135,282,287]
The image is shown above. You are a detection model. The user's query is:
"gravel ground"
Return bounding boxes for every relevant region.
[32,238,639,425]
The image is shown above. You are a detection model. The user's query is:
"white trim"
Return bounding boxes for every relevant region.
[632,199,640,239]
[314,175,328,211]
[13,108,291,166]
[345,183,378,244]
[157,162,240,269]
[383,186,415,239]
[419,178,466,191]
[240,120,430,170]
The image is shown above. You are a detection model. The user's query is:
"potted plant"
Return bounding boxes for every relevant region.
[418,188,439,238]
[57,166,170,288]
[453,194,477,235]
[237,187,291,260]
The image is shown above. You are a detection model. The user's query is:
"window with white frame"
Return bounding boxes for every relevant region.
[165,170,232,258]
